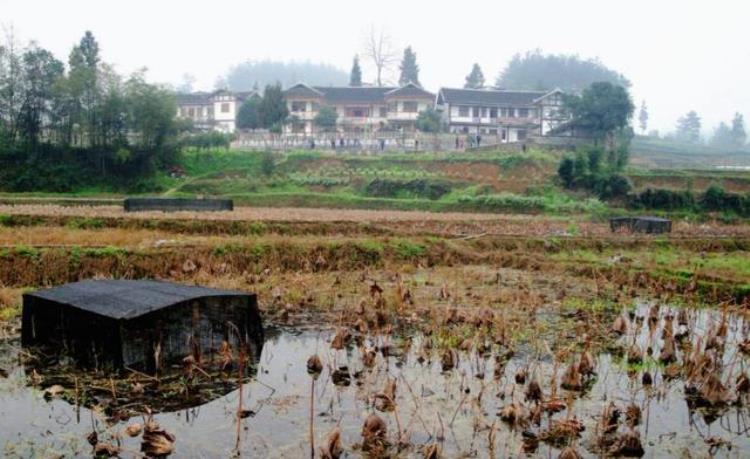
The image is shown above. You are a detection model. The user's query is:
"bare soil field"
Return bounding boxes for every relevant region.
[3,203,750,238]
[0,204,541,222]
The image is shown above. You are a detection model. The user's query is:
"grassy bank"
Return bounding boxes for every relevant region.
[1,146,749,218]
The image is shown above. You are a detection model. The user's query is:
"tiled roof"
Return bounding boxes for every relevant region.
[313,86,395,103]
[384,83,434,99]
[438,88,547,106]
[176,90,259,106]
[176,92,211,105]
[284,83,434,104]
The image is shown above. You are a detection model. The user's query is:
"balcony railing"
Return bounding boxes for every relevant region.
[387,112,419,120]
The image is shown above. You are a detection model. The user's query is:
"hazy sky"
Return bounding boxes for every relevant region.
[3,0,748,135]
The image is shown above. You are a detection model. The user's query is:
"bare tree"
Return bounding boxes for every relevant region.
[361,25,397,87]
[0,24,24,142]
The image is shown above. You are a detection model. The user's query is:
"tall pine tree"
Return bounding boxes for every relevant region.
[349,55,362,87]
[638,101,648,134]
[730,113,747,147]
[464,63,485,89]
[259,83,289,131]
[398,46,420,86]
[676,111,702,144]
[68,30,101,147]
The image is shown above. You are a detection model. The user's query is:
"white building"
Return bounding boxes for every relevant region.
[176,90,258,133]
[282,82,435,134]
[435,88,569,142]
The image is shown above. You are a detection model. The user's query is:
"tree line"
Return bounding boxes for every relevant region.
[0,29,179,191]
[671,110,746,148]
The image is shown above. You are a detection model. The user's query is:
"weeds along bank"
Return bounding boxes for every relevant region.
[0,233,747,304]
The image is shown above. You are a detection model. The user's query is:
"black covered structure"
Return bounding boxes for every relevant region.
[123,197,233,212]
[609,216,672,234]
[22,280,263,371]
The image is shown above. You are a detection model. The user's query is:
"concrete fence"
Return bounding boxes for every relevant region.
[232,132,503,152]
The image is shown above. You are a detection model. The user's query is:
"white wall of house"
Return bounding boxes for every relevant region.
[212,94,237,132]
[285,97,432,134]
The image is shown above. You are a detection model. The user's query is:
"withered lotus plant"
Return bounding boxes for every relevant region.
[441,349,457,372]
[611,314,628,336]
[608,429,645,457]
[319,427,342,459]
[599,402,621,435]
[331,328,351,350]
[307,354,323,377]
[141,416,175,457]
[526,379,542,403]
[561,362,583,391]
[361,413,387,451]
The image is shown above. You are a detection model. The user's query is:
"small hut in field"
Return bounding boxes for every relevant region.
[123,197,233,212]
[609,216,672,234]
[22,280,263,371]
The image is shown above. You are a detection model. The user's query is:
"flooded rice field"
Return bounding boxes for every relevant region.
[2,303,750,458]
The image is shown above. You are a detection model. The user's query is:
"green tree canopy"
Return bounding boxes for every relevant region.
[675,111,702,144]
[349,55,362,87]
[563,82,634,145]
[17,45,64,147]
[314,106,338,132]
[258,83,288,129]
[124,70,176,150]
[416,108,442,133]
[0,30,180,191]
[236,96,261,130]
[496,50,629,92]
[464,63,485,89]
[398,46,420,86]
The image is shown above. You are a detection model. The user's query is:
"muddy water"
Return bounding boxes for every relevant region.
[1,304,750,458]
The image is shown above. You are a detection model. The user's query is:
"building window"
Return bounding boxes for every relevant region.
[507,108,515,118]
[402,101,419,113]
[528,109,537,118]
[311,102,320,112]
[188,107,195,117]
[221,103,230,113]
[291,101,307,112]
[379,107,387,118]
[517,129,527,140]
[518,108,529,118]
[345,107,369,117]
[472,107,480,117]
[490,108,497,118]
[458,106,469,117]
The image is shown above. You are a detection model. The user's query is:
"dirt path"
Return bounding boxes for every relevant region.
[0,204,557,223]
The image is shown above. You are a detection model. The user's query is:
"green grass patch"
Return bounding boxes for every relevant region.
[391,239,427,259]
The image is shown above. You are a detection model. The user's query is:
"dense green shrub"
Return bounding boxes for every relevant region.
[627,185,750,216]
[0,145,170,192]
[557,146,632,200]
[627,188,695,211]
[180,132,234,150]
[365,178,452,200]
[457,192,606,214]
